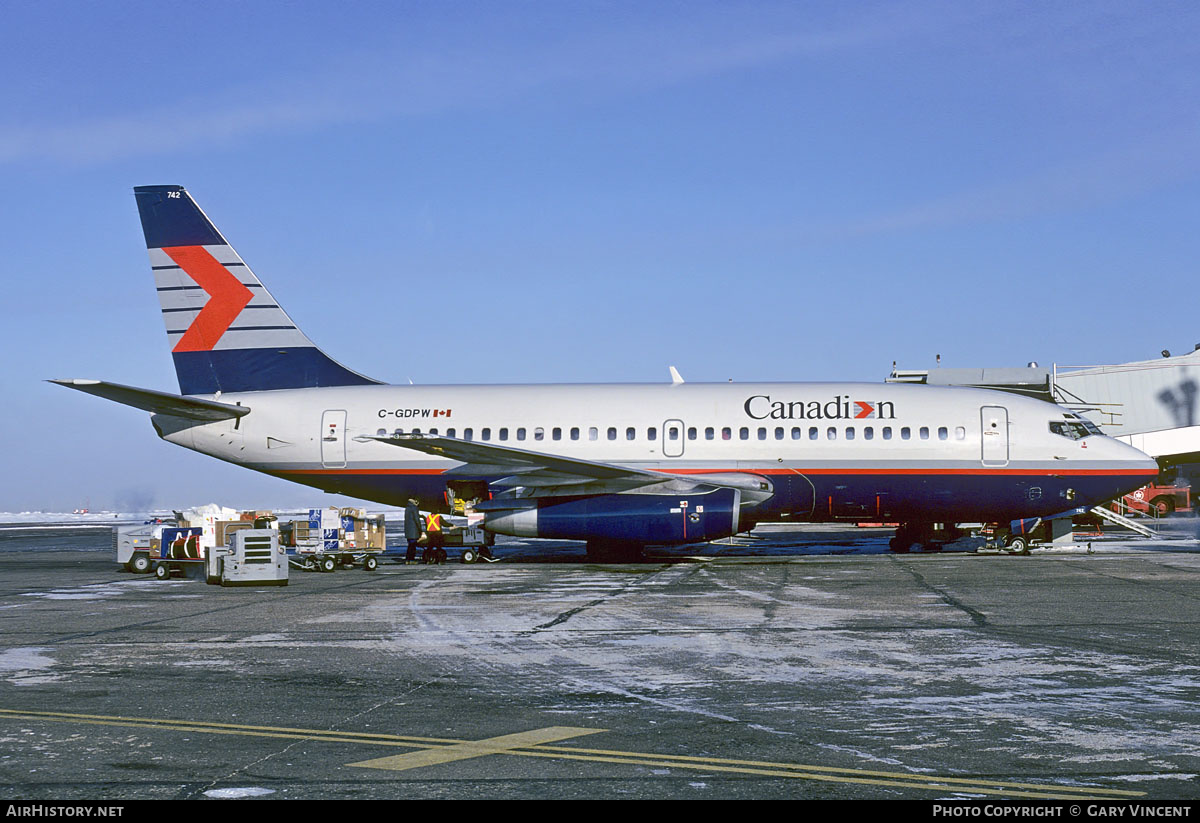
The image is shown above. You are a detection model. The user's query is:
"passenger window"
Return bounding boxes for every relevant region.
[938,426,948,441]
[882,427,892,440]
[864,427,874,440]
[534,427,544,441]
[411,428,421,435]
[607,427,617,441]
[845,427,855,440]
[481,428,491,441]
[739,427,749,440]
[775,427,784,440]
[566,427,575,441]
[827,427,837,441]
[722,427,732,440]
[688,427,697,440]
[901,427,910,440]
[647,427,657,441]
[554,427,563,441]
[757,427,767,440]
[809,427,818,440]
[919,427,929,440]
[791,427,802,440]
[668,426,679,441]
[377,428,387,436]
[626,427,636,441]
[464,428,474,441]
[705,427,715,440]
[429,428,438,435]
[517,427,526,441]
[446,428,455,438]
[955,426,966,440]
[499,427,508,441]
[589,427,599,441]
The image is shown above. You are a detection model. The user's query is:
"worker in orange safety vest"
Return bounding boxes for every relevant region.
[422,512,448,564]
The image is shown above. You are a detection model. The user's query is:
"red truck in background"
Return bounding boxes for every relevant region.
[1115,481,1191,516]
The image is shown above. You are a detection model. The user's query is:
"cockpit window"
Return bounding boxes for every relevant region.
[1050,420,1095,440]
[1064,413,1103,435]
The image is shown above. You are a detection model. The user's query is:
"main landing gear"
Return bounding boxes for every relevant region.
[888,522,964,553]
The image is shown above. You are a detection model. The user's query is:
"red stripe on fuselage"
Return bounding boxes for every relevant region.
[164,245,253,353]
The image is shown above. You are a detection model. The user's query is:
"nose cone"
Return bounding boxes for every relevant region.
[1096,437,1160,502]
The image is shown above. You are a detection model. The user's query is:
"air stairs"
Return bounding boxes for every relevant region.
[1088,505,1157,538]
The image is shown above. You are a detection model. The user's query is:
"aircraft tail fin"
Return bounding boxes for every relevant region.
[133,185,380,395]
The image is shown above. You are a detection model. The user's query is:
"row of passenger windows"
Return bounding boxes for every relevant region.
[377,425,970,443]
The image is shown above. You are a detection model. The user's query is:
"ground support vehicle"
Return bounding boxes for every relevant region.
[114,521,167,573]
[217,529,288,586]
[981,509,1095,554]
[1116,482,1190,516]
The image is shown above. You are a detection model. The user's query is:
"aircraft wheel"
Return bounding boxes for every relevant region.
[130,554,151,574]
[153,563,171,580]
[461,548,477,564]
[364,555,379,571]
[1007,536,1029,555]
[320,556,337,573]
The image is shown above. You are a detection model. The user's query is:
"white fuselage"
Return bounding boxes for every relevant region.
[154,380,1158,523]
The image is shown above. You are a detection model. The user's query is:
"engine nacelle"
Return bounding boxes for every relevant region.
[483,488,742,545]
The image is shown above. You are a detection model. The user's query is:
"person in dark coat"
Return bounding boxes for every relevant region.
[404,498,423,563]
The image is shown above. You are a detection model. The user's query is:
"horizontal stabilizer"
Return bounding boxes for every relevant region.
[49,379,250,421]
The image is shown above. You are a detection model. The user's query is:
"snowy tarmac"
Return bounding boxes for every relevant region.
[0,517,1198,800]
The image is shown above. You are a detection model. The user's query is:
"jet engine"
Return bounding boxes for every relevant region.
[482,487,743,545]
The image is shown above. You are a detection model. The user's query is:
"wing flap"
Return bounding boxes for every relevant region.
[362,434,668,484]
[361,434,773,503]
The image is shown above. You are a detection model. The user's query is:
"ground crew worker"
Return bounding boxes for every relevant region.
[404,498,423,564]
[423,511,447,564]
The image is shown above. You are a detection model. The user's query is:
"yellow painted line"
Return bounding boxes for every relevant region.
[505,750,1137,801]
[349,726,605,771]
[0,708,455,747]
[531,743,1146,798]
[0,708,1145,799]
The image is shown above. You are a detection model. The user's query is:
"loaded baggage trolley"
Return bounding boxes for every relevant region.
[149,526,206,580]
[281,508,384,572]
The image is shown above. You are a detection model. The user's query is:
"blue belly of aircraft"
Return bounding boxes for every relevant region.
[267,466,1141,527]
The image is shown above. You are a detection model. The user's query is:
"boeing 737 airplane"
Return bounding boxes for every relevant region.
[53,186,1159,557]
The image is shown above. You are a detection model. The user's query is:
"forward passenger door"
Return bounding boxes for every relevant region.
[981,406,1009,467]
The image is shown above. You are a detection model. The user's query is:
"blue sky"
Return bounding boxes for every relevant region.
[4,0,1200,511]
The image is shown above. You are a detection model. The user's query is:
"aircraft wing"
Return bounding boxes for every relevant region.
[362,434,770,499]
[49,379,250,422]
